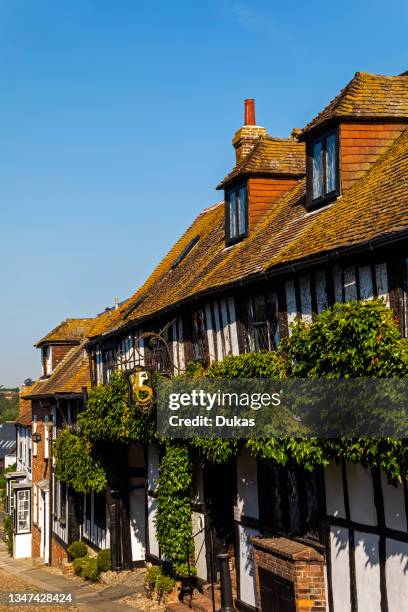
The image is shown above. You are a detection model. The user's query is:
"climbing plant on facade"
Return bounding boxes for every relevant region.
[154,442,195,576]
[53,429,108,493]
[187,299,408,482]
[78,370,155,444]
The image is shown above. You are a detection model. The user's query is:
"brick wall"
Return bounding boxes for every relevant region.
[51,536,67,568]
[31,400,52,561]
[232,125,267,164]
[32,524,41,559]
[251,536,326,612]
[31,401,51,484]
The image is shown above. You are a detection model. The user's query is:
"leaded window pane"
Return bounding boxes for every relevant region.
[326,133,337,193]
[238,186,247,235]
[246,294,279,353]
[312,141,323,199]
[229,192,237,238]
[192,310,207,361]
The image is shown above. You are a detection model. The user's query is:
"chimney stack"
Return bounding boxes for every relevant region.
[232,99,266,164]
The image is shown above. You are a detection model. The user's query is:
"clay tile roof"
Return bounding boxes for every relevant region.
[88,126,408,342]
[217,136,305,188]
[84,202,225,337]
[16,391,32,426]
[35,318,95,347]
[302,72,408,135]
[86,307,124,338]
[23,343,91,398]
[267,126,408,266]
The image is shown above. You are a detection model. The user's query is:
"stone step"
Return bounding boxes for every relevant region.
[166,590,226,612]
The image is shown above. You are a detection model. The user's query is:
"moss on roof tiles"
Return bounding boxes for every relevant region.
[24,343,91,398]
[16,393,32,426]
[269,126,408,266]
[90,122,408,340]
[302,72,408,135]
[35,318,95,347]
[217,136,305,188]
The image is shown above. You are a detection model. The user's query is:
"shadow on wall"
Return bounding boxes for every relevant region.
[332,526,408,574]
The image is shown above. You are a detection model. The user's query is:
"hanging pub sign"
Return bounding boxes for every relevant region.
[125,367,155,412]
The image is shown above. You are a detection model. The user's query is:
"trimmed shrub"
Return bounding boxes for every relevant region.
[67,540,88,560]
[145,565,161,591]
[81,556,100,582]
[96,548,111,572]
[73,556,88,577]
[145,565,176,601]
[156,572,176,598]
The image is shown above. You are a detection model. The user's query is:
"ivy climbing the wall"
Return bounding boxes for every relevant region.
[78,371,155,444]
[53,429,108,493]
[53,299,408,577]
[154,442,195,576]
[188,299,408,482]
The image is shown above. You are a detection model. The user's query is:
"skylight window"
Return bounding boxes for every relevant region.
[171,235,200,269]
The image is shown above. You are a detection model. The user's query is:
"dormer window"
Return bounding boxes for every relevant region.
[307,130,339,208]
[226,184,247,244]
[41,345,52,377]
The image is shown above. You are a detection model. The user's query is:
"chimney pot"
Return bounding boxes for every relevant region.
[244,99,256,125]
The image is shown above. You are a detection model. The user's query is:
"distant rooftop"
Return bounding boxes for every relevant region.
[35,318,95,347]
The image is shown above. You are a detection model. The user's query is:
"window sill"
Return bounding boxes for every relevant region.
[306,191,339,211]
[224,235,247,248]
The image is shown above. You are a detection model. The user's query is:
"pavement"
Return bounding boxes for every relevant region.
[0,537,144,611]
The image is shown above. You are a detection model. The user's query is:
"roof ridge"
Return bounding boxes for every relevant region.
[302,72,359,134]
[302,71,408,135]
[264,135,297,143]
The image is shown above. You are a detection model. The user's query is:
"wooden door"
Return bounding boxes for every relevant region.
[258,568,296,612]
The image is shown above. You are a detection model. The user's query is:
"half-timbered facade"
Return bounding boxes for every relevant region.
[83,73,408,611]
[11,70,408,611]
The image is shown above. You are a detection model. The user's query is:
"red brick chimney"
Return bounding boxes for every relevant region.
[232,99,267,164]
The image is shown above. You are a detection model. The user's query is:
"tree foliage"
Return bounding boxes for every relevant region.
[0,390,19,423]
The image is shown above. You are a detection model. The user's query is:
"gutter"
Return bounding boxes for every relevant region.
[23,392,83,401]
[87,227,408,346]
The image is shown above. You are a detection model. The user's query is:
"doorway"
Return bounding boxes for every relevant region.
[203,461,236,583]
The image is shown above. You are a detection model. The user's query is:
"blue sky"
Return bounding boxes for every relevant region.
[1,0,408,386]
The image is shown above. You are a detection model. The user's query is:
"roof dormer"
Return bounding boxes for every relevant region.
[301,71,408,209]
[35,318,94,377]
[217,100,305,244]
